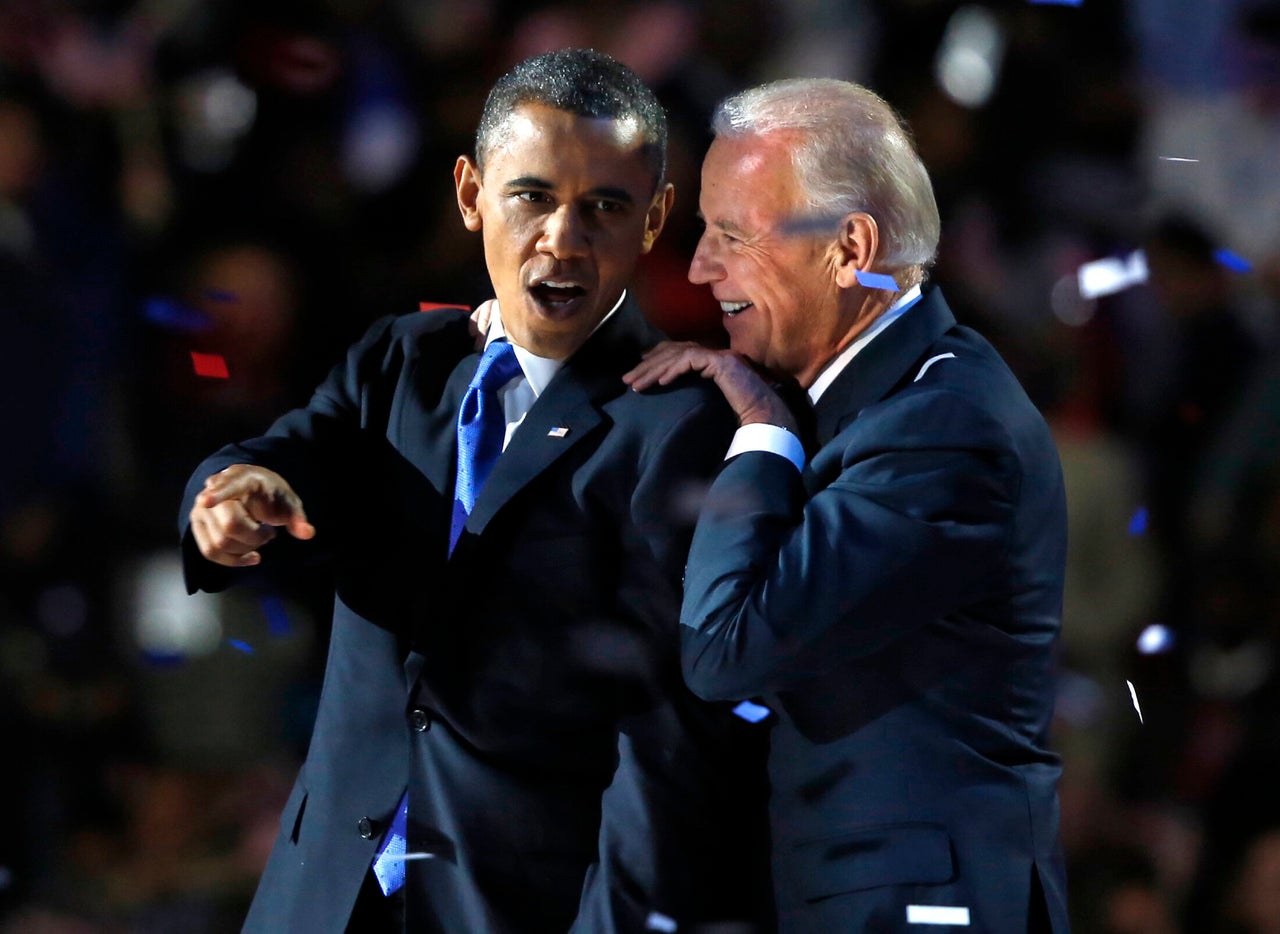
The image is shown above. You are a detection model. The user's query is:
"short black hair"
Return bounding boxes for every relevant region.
[474,48,668,190]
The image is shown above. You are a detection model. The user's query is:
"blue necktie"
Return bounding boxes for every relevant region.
[371,340,522,895]
[449,340,523,555]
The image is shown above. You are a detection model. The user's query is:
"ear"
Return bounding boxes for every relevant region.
[454,156,484,232]
[833,212,880,288]
[640,182,676,255]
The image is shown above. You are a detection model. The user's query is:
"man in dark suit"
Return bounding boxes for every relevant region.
[182,50,771,933]
[626,78,1070,932]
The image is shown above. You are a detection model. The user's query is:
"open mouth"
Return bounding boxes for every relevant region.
[530,280,589,306]
[721,300,752,317]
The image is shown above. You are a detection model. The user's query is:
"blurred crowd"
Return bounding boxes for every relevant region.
[2,0,1280,931]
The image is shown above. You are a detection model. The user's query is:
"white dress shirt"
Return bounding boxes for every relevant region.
[726,285,924,471]
[483,291,627,450]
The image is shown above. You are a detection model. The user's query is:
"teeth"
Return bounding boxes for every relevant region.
[720,301,751,316]
[542,280,582,289]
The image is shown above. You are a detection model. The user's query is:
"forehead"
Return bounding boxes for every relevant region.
[700,132,804,222]
[483,103,652,185]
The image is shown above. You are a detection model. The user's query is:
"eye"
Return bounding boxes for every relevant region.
[589,198,626,214]
[514,190,552,204]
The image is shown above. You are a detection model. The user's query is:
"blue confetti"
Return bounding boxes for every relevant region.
[261,595,292,637]
[1029,0,1082,5]
[1213,249,1252,273]
[1128,507,1148,536]
[203,287,240,302]
[228,638,255,654]
[141,650,187,668]
[779,213,845,237]
[645,911,678,933]
[855,270,900,291]
[732,700,772,723]
[1136,624,1174,655]
[143,297,213,334]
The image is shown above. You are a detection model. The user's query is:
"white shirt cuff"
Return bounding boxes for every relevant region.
[724,423,806,472]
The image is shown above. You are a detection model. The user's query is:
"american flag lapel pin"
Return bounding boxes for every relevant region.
[547,426,570,438]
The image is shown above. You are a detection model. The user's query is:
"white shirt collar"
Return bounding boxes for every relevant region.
[807,284,923,405]
[485,290,627,397]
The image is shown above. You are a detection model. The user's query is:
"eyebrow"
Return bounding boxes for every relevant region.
[696,211,748,238]
[502,176,635,205]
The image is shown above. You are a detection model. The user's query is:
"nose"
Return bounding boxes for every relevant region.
[539,205,589,259]
[688,231,722,285]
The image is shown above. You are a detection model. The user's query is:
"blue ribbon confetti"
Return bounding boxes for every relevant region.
[1128,507,1148,537]
[1213,249,1252,273]
[855,270,900,291]
[732,700,772,723]
[143,297,213,334]
[228,639,255,654]
[260,595,292,637]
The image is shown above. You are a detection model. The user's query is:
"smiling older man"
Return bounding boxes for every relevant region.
[628,78,1070,934]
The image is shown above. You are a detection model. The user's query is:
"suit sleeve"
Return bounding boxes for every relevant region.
[680,388,1020,701]
[178,315,404,594]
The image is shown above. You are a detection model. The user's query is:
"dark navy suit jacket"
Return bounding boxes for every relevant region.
[681,288,1070,933]
[180,300,773,932]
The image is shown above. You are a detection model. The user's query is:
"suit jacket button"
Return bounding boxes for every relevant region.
[410,708,432,733]
[358,817,376,840]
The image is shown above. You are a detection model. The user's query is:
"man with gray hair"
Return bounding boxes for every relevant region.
[628,78,1070,932]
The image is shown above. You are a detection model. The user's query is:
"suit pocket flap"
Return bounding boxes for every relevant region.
[793,822,954,900]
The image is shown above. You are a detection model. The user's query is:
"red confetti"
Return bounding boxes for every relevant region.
[419,302,472,312]
[191,351,229,379]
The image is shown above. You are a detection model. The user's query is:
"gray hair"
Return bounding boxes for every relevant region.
[712,78,940,281]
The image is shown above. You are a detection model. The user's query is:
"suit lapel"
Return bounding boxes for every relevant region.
[463,295,657,540]
[812,288,957,445]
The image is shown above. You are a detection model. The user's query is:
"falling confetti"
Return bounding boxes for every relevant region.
[1028,0,1082,5]
[228,638,254,654]
[384,852,436,862]
[261,595,292,637]
[1128,507,1149,536]
[1157,156,1200,163]
[732,700,772,723]
[203,288,239,302]
[0,866,12,890]
[906,904,971,926]
[778,213,845,237]
[855,270,900,291]
[1126,679,1144,724]
[645,911,678,932]
[419,302,472,312]
[1213,249,1252,273]
[1077,251,1148,299]
[1137,624,1174,655]
[191,351,230,379]
[144,297,212,333]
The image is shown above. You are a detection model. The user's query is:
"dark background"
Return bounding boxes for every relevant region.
[3,1,1279,930]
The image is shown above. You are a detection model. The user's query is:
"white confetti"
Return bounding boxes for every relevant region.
[1157,156,1200,163]
[645,911,678,932]
[907,904,971,925]
[1136,624,1174,655]
[1126,679,1144,724]
[1077,251,1148,299]
[384,852,436,862]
